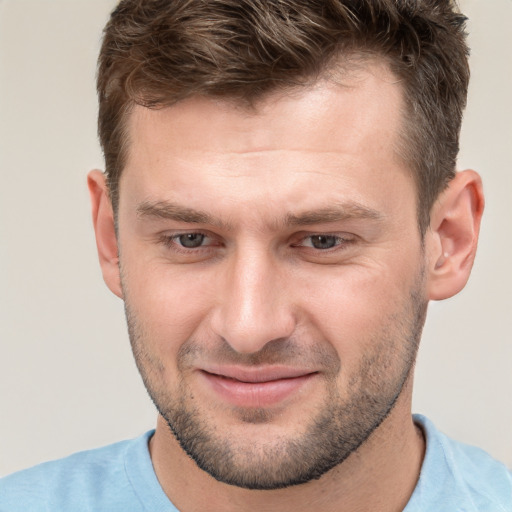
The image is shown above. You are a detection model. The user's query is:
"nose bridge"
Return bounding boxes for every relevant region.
[212,242,295,354]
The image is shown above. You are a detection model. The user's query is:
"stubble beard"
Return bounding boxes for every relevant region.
[123,276,427,490]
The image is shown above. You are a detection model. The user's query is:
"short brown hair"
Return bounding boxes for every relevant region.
[97,0,470,231]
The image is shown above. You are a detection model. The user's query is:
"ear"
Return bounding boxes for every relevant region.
[426,170,484,300]
[87,170,123,298]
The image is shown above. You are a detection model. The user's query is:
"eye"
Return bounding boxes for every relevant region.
[298,234,351,250]
[157,231,222,263]
[307,235,339,249]
[160,231,217,251]
[176,233,207,248]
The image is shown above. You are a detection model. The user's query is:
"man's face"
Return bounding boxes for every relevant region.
[116,62,428,489]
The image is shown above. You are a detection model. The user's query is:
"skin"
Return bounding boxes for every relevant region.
[89,61,484,511]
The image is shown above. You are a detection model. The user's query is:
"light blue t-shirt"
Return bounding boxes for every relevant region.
[1,415,511,511]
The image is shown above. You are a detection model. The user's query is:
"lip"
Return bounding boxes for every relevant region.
[198,366,318,408]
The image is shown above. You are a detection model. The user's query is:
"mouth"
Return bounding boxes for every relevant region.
[198,366,318,408]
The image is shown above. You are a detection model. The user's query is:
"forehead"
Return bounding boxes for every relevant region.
[127,60,404,157]
[120,60,413,223]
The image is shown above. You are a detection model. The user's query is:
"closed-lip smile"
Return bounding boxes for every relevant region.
[198,365,318,408]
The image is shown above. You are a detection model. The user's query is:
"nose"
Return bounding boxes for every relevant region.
[210,247,296,354]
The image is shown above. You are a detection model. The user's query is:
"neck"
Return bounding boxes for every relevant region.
[150,383,425,512]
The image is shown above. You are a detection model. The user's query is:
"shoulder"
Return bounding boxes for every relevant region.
[408,415,512,512]
[0,431,154,512]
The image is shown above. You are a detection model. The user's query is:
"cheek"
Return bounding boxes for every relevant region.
[297,262,420,361]
[122,254,216,356]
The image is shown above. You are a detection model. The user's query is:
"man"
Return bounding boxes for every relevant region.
[1,0,510,510]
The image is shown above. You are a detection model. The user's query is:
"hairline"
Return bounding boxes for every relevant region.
[108,55,438,235]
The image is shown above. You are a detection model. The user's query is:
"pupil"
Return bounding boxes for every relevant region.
[179,233,205,248]
[312,235,336,249]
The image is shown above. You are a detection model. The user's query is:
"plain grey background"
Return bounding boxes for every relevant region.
[0,0,511,476]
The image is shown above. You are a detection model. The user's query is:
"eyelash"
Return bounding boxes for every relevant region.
[158,232,355,254]
[292,234,354,251]
[159,232,217,253]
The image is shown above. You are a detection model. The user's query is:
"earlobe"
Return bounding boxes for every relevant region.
[87,170,123,299]
[426,170,484,301]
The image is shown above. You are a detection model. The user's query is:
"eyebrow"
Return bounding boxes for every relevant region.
[136,200,383,229]
[137,200,231,229]
[284,204,383,226]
